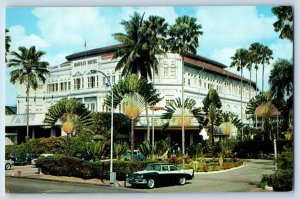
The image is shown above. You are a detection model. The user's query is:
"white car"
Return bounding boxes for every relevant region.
[31,154,54,165]
[5,159,14,170]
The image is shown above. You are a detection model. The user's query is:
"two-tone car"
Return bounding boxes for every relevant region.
[126,163,194,189]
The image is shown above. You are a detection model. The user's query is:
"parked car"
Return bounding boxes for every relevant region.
[25,153,38,164]
[73,151,93,161]
[126,163,194,189]
[124,150,145,161]
[9,153,38,165]
[31,154,54,165]
[5,159,14,170]
[9,153,28,165]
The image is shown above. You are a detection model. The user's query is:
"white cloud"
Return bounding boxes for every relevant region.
[32,8,115,50]
[195,6,277,57]
[8,25,49,52]
[121,7,178,24]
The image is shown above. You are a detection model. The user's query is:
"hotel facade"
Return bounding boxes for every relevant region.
[5,44,256,146]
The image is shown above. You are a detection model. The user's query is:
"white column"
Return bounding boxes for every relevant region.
[32,128,35,138]
[51,127,57,137]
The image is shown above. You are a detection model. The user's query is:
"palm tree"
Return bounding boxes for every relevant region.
[44,98,93,156]
[249,42,263,95]
[5,29,11,62]
[44,98,93,130]
[260,46,273,92]
[230,48,249,138]
[121,93,146,160]
[112,12,145,77]
[269,59,293,131]
[168,16,203,155]
[140,15,168,142]
[254,100,280,165]
[105,75,161,159]
[202,89,222,145]
[8,46,49,137]
[113,14,168,142]
[161,97,208,132]
[269,59,293,102]
[272,6,293,41]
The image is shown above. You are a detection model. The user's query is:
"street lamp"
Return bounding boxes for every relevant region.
[91,70,115,184]
[149,106,163,150]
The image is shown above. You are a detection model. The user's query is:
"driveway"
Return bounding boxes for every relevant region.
[128,159,275,192]
[5,159,275,193]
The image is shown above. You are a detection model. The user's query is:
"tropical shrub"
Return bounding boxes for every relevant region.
[272,169,293,191]
[36,156,161,180]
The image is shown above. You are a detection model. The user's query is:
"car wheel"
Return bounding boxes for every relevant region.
[147,179,155,189]
[179,177,186,185]
[5,163,11,170]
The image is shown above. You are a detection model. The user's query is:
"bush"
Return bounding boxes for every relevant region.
[260,174,273,187]
[36,156,161,180]
[277,146,293,170]
[272,169,293,191]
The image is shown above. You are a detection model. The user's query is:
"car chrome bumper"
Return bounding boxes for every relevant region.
[126,178,147,185]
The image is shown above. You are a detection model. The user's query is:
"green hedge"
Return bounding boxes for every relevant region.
[36,156,161,180]
[272,169,293,191]
[233,140,292,159]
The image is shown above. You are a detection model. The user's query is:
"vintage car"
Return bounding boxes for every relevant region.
[126,163,194,189]
[5,159,14,170]
[31,154,54,165]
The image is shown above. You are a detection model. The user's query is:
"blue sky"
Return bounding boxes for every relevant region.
[5,6,293,106]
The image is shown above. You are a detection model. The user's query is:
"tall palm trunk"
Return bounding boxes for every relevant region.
[255,67,258,128]
[240,66,243,139]
[249,68,252,100]
[181,57,185,155]
[146,105,150,142]
[131,119,135,160]
[26,76,30,137]
[255,68,258,95]
[262,63,265,92]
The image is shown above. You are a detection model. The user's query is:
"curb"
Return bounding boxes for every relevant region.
[7,175,125,188]
[194,164,245,175]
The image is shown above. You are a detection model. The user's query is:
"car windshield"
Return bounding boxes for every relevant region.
[146,165,161,171]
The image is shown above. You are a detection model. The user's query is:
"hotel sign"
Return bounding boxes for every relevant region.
[74,59,97,67]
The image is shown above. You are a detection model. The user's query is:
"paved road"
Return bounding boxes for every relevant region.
[127,159,275,193]
[5,159,274,193]
[5,177,145,193]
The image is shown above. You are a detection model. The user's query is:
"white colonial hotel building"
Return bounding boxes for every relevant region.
[5,44,256,145]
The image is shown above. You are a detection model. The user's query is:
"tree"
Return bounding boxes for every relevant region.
[269,59,293,102]
[5,29,11,62]
[269,59,293,131]
[202,89,222,146]
[260,46,273,92]
[105,74,162,143]
[121,93,146,160]
[272,6,293,41]
[202,89,222,112]
[44,98,93,132]
[168,16,203,155]
[113,12,167,80]
[230,48,249,138]
[249,42,263,95]
[105,75,161,159]
[8,46,49,137]
[90,112,131,139]
[161,97,208,131]
[44,98,93,156]
[112,12,144,77]
[113,14,167,141]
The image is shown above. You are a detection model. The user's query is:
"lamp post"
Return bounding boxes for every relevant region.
[149,106,163,150]
[91,70,115,184]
